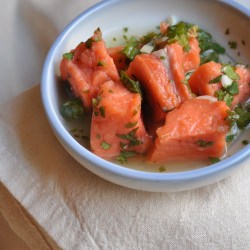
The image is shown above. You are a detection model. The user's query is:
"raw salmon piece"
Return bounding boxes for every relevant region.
[231,66,250,107]
[148,97,230,163]
[60,59,93,108]
[107,46,128,71]
[188,61,222,96]
[60,29,119,111]
[167,42,193,102]
[90,80,152,159]
[126,53,180,125]
[183,37,201,73]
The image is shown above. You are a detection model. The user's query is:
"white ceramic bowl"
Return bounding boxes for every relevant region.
[41,0,250,192]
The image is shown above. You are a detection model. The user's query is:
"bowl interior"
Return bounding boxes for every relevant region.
[42,0,250,175]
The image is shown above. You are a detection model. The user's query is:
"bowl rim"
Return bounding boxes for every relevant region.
[41,0,250,183]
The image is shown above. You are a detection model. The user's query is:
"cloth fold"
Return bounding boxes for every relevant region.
[0,85,250,249]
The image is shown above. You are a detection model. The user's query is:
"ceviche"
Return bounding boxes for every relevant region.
[58,20,250,168]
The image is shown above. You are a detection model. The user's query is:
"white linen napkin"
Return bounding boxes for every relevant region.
[0,85,250,250]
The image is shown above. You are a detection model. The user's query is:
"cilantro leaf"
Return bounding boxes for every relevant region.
[116,151,137,164]
[63,52,74,60]
[196,140,214,148]
[209,75,222,84]
[197,28,225,65]
[234,105,250,129]
[60,99,84,121]
[122,36,141,61]
[117,128,143,147]
[120,71,141,94]
[167,21,191,51]
[222,65,240,81]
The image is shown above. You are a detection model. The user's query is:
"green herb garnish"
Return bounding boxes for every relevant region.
[121,36,141,61]
[120,71,141,94]
[101,141,111,150]
[226,110,240,127]
[63,52,74,60]
[209,157,221,164]
[116,151,137,164]
[167,21,192,51]
[97,61,105,66]
[215,90,233,106]
[125,121,138,128]
[117,128,143,147]
[60,99,84,121]
[222,65,240,81]
[197,28,225,64]
[159,166,166,172]
[99,106,106,118]
[213,65,240,106]
[226,134,235,142]
[209,75,222,84]
[196,140,214,148]
[234,105,250,129]
[228,41,237,49]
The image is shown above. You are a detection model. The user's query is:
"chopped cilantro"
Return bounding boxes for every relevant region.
[116,151,136,164]
[63,52,74,60]
[125,121,138,128]
[117,128,143,147]
[200,50,220,65]
[209,75,222,84]
[97,61,105,66]
[228,41,237,49]
[101,141,111,150]
[122,36,140,60]
[209,157,221,164]
[234,105,250,129]
[167,21,192,51]
[85,38,93,49]
[226,134,235,142]
[197,28,225,65]
[60,99,84,121]
[225,81,239,95]
[212,65,240,106]
[215,90,233,106]
[196,140,214,148]
[120,71,141,94]
[99,106,106,118]
[226,110,240,127]
[222,65,240,81]
[159,166,166,172]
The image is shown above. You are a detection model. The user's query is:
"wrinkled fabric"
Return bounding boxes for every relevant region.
[0,85,250,250]
[0,0,250,249]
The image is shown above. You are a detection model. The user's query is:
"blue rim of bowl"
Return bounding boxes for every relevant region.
[41,0,250,183]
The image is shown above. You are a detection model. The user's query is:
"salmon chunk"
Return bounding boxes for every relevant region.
[232,66,250,107]
[183,37,201,73]
[60,29,120,111]
[167,42,194,102]
[90,80,152,159]
[126,53,180,125]
[188,61,222,96]
[189,62,250,107]
[107,46,128,71]
[149,97,230,163]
